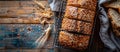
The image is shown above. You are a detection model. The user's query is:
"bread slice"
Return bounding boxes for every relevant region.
[61,18,93,35]
[78,0,97,11]
[61,18,77,32]
[108,8,120,36]
[78,8,95,23]
[77,21,93,35]
[67,0,79,7]
[64,6,78,19]
[104,1,120,9]
[58,31,90,50]
[64,6,95,23]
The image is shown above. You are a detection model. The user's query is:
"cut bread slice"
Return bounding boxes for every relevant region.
[64,6,78,19]
[64,6,95,23]
[104,1,120,9]
[78,8,95,23]
[58,31,90,50]
[61,18,77,32]
[108,8,120,36]
[61,18,93,35]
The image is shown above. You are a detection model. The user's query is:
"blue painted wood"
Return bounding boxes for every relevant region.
[0,24,50,49]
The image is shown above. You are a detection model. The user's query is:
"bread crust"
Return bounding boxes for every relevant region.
[58,31,90,50]
[64,6,78,19]
[59,0,97,50]
[61,18,77,32]
[108,9,120,36]
[61,18,93,35]
[64,6,95,23]
[67,0,97,11]
[104,1,120,9]
[77,21,93,35]
[78,8,95,22]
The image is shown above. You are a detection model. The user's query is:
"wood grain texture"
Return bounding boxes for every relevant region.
[0,1,53,24]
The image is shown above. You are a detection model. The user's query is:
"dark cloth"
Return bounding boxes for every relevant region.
[48,0,61,12]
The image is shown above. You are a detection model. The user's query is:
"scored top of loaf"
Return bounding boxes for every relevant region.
[67,0,97,11]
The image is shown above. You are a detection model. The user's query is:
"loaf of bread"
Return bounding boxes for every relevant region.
[61,18,93,35]
[67,0,97,11]
[58,0,97,50]
[58,31,90,50]
[108,9,120,36]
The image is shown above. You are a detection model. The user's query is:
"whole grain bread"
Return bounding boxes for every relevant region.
[61,18,77,32]
[77,21,93,35]
[108,8,120,36]
[67,0,97,11]
[58,0,97,50]
[61,18,93,35]
[64,6,95,23]
[78,8,95,23]
[58,31,90,50]
[64,6,78,19]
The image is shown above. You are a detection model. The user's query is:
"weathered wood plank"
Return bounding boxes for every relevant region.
[0,1,35,7]
[0,18,40,23]
[0,17,54,24]
[0,1,46,7]
[0,9,41,18]
[0,1,20,7]
[0,1,50,18]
